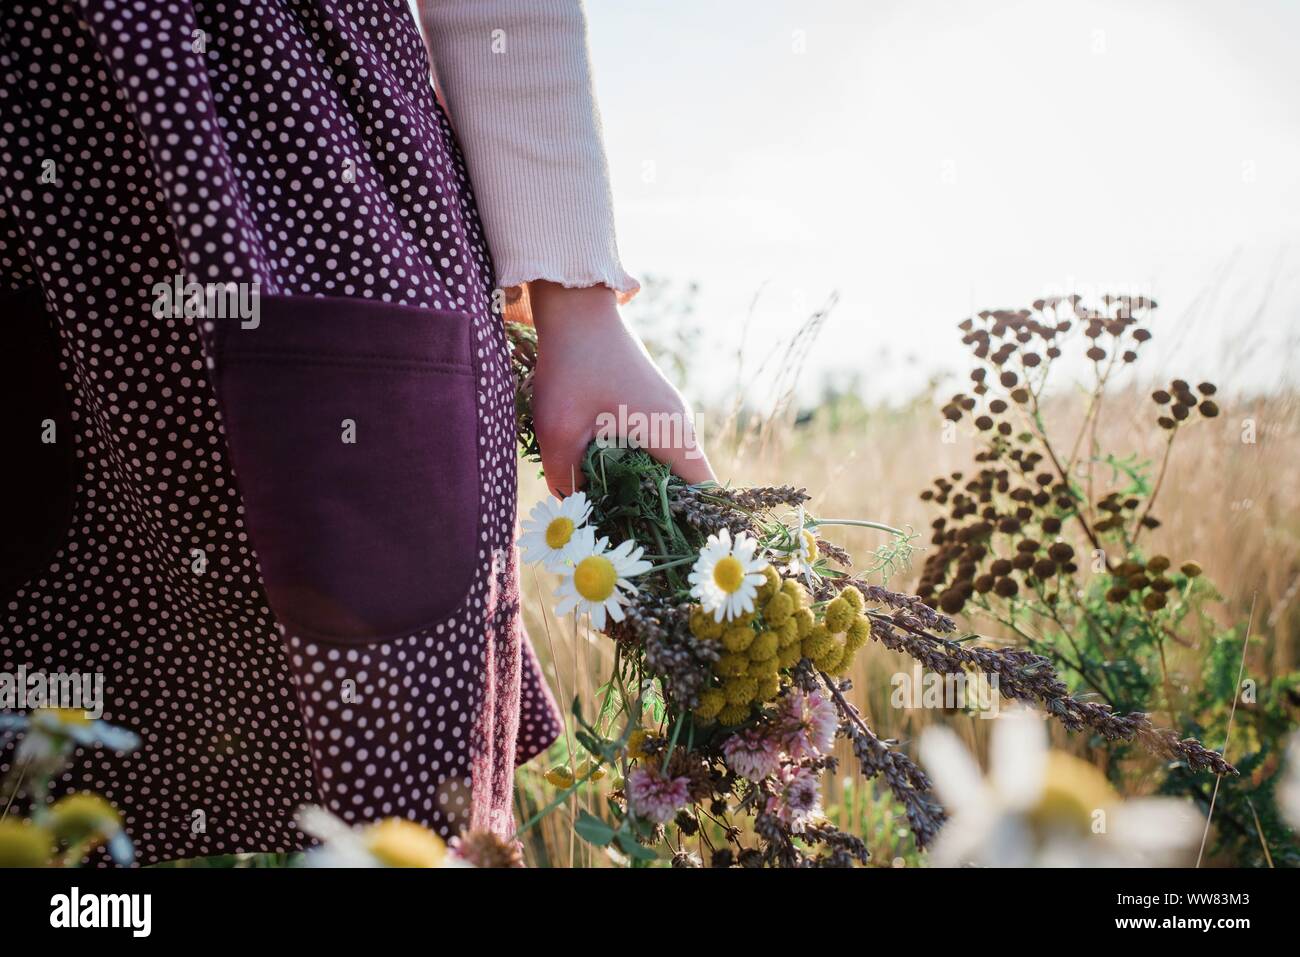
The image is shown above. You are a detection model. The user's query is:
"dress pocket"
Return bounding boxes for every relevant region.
[214,294,480,643]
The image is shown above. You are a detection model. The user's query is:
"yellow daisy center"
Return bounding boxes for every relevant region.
[365,818,447,868]
[713,555,746,594]
[574,555,618,602]
[545,516,575,550]
[1027,752,1117,834]
[801,530,819,562]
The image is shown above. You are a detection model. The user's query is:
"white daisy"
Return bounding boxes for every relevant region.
[1280,732,1300,831]
[787,505,819,584]
[688,528,769,623]
[297,806,461,868]
[553,527,651,630]
[919,707,1202,867]
[518,491,593,571]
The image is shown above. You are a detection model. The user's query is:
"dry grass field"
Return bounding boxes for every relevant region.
[513,375,1300,866]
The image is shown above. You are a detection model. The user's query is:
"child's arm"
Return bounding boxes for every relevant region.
[418,2,712,493]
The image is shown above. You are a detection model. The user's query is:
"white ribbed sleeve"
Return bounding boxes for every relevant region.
[415,0,639,299]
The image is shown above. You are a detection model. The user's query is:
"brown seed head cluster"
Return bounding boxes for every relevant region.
[1151,378,1219,429]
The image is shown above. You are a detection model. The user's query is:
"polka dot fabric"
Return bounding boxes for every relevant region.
[0,0,562,864]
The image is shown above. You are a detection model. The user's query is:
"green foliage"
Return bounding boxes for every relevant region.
[917,296,1297,867]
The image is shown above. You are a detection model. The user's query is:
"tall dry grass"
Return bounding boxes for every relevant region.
[513,341,1300,867]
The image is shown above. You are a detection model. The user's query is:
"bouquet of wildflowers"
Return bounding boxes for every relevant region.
[506,322,1235,868]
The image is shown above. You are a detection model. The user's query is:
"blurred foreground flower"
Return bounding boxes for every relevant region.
[1281,732,1300,831]
[48,793,134,866]
[920,709,1202,867]
[0,819,54,868]
[298,807,460,868]
[448,830,525,868]
[0,710,140,867]
[0,708,139,781]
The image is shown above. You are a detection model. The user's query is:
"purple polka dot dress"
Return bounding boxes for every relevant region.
[0,0,563,863]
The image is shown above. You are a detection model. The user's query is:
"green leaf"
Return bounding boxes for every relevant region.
[616,831,658,861]
[574,811,616,846]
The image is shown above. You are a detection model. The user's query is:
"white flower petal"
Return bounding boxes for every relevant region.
[919,725,991,816]
[1106,798,1202,865]
[990,708,1048,810]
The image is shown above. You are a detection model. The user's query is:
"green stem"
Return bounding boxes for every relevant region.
[645,556,697,573]
[811,519,905,535]
[660,710,687,775]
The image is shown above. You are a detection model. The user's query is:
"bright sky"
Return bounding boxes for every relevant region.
[583,0,1300,405]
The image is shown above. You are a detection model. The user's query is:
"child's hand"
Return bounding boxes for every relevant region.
[529,281,715,497]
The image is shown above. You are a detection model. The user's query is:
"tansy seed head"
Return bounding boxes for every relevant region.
[763,591,794,625]
[747,630,779,662]
[715,652,749,678]
[778,643,803,669]
[721,625,755,653]
[776,618,800,648]
[781,578,808,608]
[824,596,854,633]
[801,626,834,662]
[694,688,725,721]
[828,646,856,676]
[717,703,750,726]
[756,565,782,603]
[845,616,872,652]
[626,729,652,761]
[689,606,724,640]
[724,676,759,705]
[792,608,815,637]
[815,637,846,673]
[1181,561,1203,578]
[839,585,864,613]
